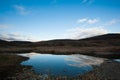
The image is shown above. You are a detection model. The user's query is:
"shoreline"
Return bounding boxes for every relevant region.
[80,60,120,80]
[0,53,120,80]
[0,54,31,80]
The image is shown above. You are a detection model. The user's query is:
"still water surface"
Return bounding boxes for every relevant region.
[19,53,104,76]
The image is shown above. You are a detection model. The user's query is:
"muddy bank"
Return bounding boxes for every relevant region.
[0,54,30,80]
[80,60,120,80]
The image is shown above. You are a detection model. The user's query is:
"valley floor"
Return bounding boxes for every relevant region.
[0,46,120,59]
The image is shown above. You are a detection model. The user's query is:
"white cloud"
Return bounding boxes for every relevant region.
[13,5,30,15]
[64,18,109,39]
[77,18,87,23]
[0,33,36,41]
[77,18,98,24]
[87,19,98,24]
[66,27,108,39]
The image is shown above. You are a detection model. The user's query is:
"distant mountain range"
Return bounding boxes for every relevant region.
[0,33,120,59]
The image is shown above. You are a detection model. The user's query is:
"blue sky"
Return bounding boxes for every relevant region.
[0,0,120,41]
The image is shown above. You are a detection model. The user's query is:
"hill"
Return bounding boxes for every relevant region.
[80,33,120,40]
[33,34,120,47]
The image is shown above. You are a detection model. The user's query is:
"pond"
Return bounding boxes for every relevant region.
[19,53,104,76]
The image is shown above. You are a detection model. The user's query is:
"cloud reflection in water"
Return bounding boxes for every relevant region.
[18,52,40,58]
[65,54,104,67]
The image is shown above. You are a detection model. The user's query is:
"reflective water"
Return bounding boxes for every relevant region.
[19,53,104,76]
[114,59,120,62]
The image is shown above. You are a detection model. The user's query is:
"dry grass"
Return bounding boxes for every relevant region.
[81,61,120,80]
[0,46,120,58]
[0,54,29,80]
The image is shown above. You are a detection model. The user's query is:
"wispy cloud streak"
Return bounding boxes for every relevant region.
[105,19,120,26]
[0,33,36,41]
[82,0,94,4]
[13,5,30,15]
[77,18,98,24]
